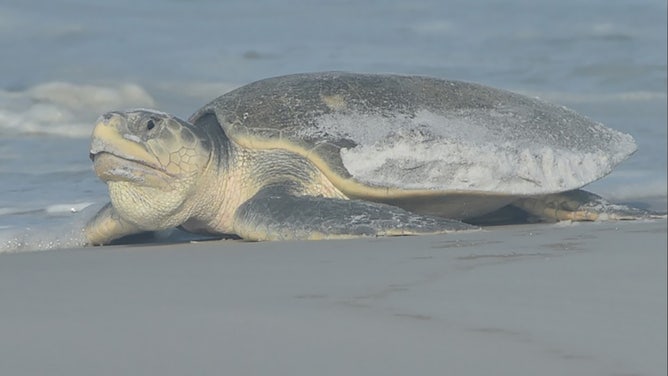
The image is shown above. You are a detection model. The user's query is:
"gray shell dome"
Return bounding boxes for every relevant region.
[190,72,636,196]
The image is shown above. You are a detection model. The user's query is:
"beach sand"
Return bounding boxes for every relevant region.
[1,219,666,376]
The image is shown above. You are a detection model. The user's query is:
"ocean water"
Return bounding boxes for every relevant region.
[0,0,666,250]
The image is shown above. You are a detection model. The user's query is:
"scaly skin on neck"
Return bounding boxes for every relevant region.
[180,142,250,235]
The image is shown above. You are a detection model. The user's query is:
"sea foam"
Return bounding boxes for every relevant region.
[0,203,102,253]
[0,82,155,137]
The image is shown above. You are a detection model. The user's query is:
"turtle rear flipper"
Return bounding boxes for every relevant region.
[233,186,477,241]
[513,189,665,221]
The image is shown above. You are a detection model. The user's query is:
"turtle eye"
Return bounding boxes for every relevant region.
[146,119,156,131]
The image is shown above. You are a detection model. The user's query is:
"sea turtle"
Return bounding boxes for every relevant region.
[85,71,650,244]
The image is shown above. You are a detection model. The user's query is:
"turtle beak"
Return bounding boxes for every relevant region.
[89,112,161,168]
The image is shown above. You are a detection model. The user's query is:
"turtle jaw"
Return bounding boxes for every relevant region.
[91,152,175,187]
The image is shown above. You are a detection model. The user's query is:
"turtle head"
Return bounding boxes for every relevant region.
[89,110,212,230]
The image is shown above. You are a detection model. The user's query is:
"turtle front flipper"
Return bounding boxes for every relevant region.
[233,185,477,241]
[513,189,664,222]
[85,203,144,245]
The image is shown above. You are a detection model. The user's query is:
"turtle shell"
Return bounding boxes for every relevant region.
[189,72,636,202]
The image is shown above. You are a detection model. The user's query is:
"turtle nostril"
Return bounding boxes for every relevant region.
[147,119,156,131]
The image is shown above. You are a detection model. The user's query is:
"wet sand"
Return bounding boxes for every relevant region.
[1,219,665,375]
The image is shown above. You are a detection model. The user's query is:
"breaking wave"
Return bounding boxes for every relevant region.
[0,82,156,137]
